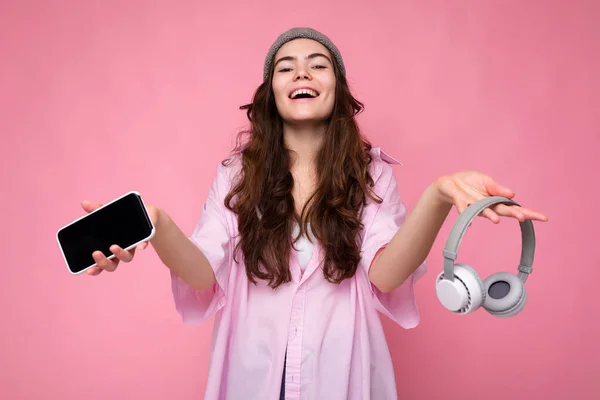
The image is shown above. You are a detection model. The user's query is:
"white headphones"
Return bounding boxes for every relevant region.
[436,196,535,318]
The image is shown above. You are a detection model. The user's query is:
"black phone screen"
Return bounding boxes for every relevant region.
[57,192,154,274]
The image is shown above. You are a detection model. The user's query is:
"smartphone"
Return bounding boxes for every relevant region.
[57,191,155,275]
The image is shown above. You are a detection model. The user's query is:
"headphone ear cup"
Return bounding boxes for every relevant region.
[456,264,487,308]
[436,263,486,314]
[482,272,527,318]
[496,290,527,318]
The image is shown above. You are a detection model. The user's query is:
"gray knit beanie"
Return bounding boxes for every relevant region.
[263,27,346,81]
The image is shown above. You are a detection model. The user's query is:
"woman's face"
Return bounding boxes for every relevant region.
[271,39,337,126]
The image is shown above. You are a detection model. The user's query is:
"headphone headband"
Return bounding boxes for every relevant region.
[442,196,536,282]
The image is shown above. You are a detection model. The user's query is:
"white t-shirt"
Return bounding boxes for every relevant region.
[292,222,313,271]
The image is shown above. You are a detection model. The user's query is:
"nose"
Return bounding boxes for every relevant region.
[293,64,311,81]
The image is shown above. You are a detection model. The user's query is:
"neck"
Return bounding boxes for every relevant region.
[283,122,326,167]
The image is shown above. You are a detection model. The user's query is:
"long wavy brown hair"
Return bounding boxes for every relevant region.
[222,54,383,289]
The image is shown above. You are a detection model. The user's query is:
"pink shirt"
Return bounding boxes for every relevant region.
[170,147,427,399]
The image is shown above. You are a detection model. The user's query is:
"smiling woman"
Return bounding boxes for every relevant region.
[271,40,338,126]
[81,26,548,400]
[230,32,378,291]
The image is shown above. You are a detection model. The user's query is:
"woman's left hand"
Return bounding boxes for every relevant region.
[434,171,549,224]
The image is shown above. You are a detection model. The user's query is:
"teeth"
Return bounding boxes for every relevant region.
[291,89,319,99]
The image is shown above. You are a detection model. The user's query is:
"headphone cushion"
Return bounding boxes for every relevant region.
[482,272,526,315]
[453,264,487,310]
[491,290,528,318]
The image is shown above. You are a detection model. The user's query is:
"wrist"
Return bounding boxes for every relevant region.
[430,176,458,206]
[147,205,164,230]
[147,206,167,247]
[426,179,453,209]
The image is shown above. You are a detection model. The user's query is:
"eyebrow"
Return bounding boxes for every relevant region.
[274,53,332,68]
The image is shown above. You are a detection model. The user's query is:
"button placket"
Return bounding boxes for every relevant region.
[285,285,307,398]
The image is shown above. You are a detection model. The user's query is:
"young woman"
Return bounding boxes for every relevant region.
[82,28,548,400]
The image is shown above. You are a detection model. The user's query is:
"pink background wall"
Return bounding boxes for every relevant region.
[1,1,598,399]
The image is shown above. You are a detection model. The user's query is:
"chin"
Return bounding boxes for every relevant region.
[280,107,333,126]
[284,114,330,127]
[276,95,333,125]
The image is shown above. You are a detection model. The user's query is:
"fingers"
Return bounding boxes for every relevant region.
[490,183,515,199]
[491,204,525,221]
[92,250,119,272]
[480,208,500,224]
[81,200,103,213]
[480,175,515,199]
[490,204,548,222]
[518,207,549,222]
[85,266,103,275]
[109,245,136,262]
[474,204,548,224]
[480,179,548,221]
[464,199,519,224]
[444,174,548,223]
[462,198,548,224]
[86,244,139,276]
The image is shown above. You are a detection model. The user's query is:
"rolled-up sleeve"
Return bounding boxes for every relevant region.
[360,158,427,329]
[170,163,233,325]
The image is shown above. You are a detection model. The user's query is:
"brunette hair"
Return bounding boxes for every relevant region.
[222,54,382,289]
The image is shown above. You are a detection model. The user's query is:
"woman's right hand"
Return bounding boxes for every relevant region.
[81,200,160,276]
